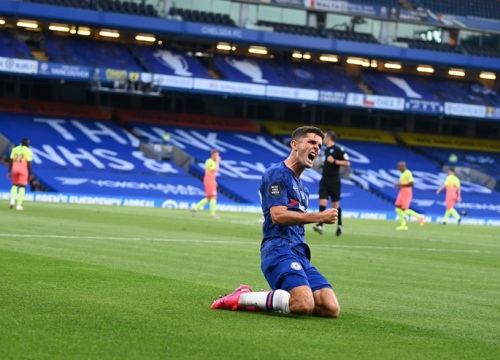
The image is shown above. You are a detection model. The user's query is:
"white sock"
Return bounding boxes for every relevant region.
[239,289,290,313]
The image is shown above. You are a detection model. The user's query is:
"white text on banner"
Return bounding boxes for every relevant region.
[266,85,319,101]
[444,102,486,118]
[146,73,193,89]
[193,78,266,96]
[0,57,38,74]
[346,93,405,111]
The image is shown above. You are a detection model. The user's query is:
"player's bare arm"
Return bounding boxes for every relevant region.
[270,205,337,226]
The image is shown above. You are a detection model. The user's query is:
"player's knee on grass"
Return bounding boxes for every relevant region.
[288,286,315,315]
[313,288,340,318]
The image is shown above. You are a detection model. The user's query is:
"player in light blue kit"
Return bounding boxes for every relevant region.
[211,126,340,318]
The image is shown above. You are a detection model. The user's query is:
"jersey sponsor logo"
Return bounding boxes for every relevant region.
[269,183,281,196]
[290,262,302,271]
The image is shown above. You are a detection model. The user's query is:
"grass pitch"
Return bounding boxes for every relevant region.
[0,201,499,359]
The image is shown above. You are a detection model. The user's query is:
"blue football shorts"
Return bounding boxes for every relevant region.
[261,247,332,292]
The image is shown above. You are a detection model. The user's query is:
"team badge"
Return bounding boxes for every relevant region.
[290,262,302,271]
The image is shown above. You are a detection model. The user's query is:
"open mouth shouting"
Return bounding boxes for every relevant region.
[306,151,318,166]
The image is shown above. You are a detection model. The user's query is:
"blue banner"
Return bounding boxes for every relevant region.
[405,99,443,115]
[185,23,259,41]
[309,0,388,17]
[38,62,93,80]
[269,0,305,6]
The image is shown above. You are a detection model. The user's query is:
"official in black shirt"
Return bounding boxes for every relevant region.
[313,130,350,236]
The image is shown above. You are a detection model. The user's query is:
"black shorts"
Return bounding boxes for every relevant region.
[319,178,341,202]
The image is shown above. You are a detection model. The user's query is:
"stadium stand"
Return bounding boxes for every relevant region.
[43,35,143,71]
[347,0,401,6]
[168,7,236,27]
[342,140,500,221]
[115,109,265,203]
[23,0,159,17]
[461,35,500,58]
[0,101,236,204]
[0,97,111,119]
[410,0,500,20]
[256,20,325,38]
[395,37,462,54]
[327,29,379,44]
[130,46,213,78]
[256,20,378,44]
[123,118,401,212]
[23,0,93,9]
[0,0,498,221]
[361,70,500,106]
[0,30,34,59]
[397,132,500,192]
[213,54,363,92]
[99,0,159,17]
[263,121,500,220]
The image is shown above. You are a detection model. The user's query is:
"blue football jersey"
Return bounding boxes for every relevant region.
[259,161,310,256]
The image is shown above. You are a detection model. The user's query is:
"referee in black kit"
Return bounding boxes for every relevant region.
[313,130,350,236]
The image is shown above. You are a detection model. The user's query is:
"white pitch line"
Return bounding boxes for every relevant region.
[0,233,253,245]
[0,234,498,254]
[313,244,499,254]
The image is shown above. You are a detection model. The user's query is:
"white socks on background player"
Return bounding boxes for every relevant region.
[239,289,290,313]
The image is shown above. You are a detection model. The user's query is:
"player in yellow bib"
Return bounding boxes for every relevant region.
[191,149,221,219]
[394,161,425,230]
[7,138,33,211]
[436,168,462,224]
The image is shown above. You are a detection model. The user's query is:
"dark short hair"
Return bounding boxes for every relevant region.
[21,138,29,146]
[449,167,455,172]
[210,149,219,155]
[325,130,337,141]
[291,126,324,141]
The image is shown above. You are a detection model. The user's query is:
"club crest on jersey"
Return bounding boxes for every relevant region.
[269,183,281,196]
[290,262,302,271]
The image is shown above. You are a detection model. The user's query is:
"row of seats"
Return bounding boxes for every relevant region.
[2,103,499,217]
[24,0,92,9]
[257,20,324,38]
[328,29,379,44]
[0,30,33,59]
[462,45,500,59]
[0,30,498,105]
[15,1,500,51]
[99,0,158,17]
[398,37,500,58]
[168,8,236,27]
[257,20,379,44]
[410,0,500,20]
[23,0,159,17]
[43,35,143,71]
[362,70,500,107]
[396,37,463,54]
[356,0,401,6]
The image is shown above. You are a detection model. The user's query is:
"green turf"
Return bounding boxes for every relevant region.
[0,201,499,359]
